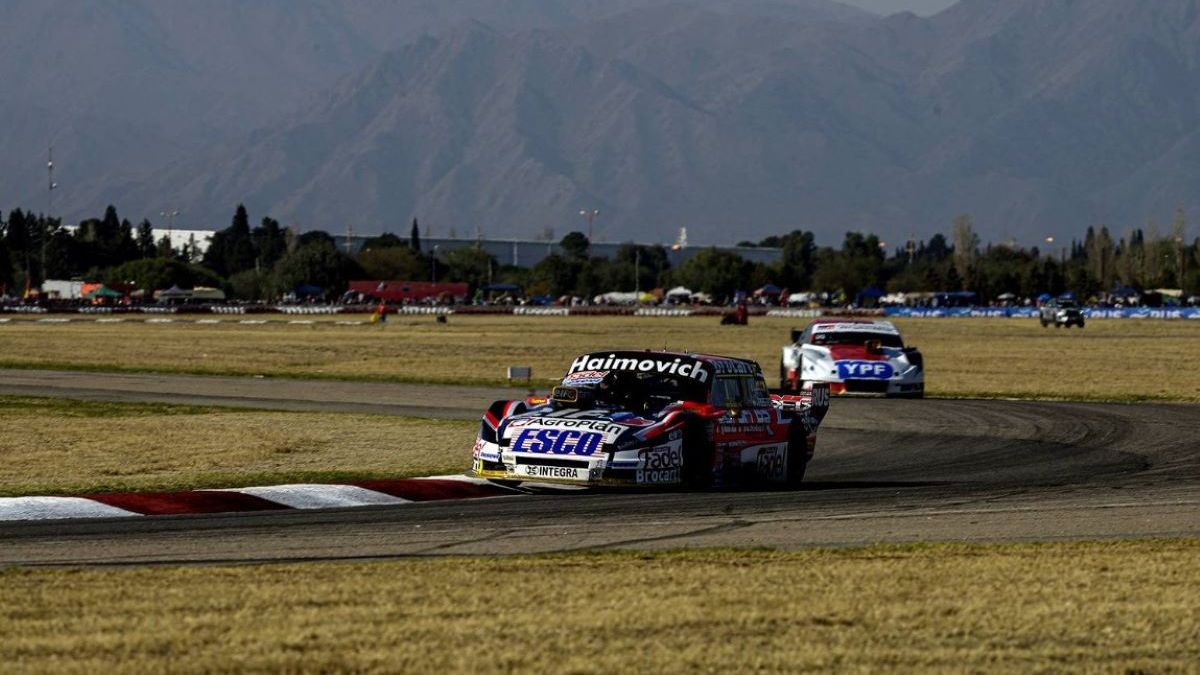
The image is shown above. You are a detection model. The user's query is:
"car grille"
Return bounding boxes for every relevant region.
[843,380,889,393]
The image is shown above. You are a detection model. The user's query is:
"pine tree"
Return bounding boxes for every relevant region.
[410,218,421,252]
[137,220,156,258]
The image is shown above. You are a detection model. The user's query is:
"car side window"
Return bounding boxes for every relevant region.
[711,376,743,408]
[746,377,771,408]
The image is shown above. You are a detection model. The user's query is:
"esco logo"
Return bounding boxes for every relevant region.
[835,360,894,380]
[511,429,604,455]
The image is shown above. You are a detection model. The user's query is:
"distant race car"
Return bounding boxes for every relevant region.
[470,351,831,488]
[1039,298,1085,328]
[780,319,924,397]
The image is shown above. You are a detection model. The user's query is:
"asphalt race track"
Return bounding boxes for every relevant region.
[1,370,1198,566]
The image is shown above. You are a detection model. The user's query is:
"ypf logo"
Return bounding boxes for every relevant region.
[835,360,894,380]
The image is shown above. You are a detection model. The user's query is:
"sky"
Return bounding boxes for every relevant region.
[845,0,958,16]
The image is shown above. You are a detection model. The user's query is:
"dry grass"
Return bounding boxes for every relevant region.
[0,397,474,497]
[1,540,1197,673]
[2,315,1199,400]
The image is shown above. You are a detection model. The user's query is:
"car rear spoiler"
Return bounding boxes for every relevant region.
[769,382,831,422]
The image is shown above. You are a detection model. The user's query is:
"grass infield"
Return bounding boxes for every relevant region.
[0,397,473,497]
[1,541,1197,672]
[1,315,1198,401]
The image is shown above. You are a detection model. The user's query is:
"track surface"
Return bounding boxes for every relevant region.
[1,369,1198,566]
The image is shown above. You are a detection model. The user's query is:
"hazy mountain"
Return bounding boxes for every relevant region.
[11,0,1200,246]
[3,0,869,221]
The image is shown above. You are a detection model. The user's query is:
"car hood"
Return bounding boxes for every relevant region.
[499,406,662,448]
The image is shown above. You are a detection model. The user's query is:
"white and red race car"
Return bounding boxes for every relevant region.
[780,319,924,397]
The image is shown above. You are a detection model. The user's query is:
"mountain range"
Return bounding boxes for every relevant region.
[4,0,1199,246]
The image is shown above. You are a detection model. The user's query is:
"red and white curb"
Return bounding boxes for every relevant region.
[0,475,571,521]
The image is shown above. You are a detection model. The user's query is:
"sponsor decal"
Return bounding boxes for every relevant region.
[835,360,894,380]
[812,322,899,335]
[507,416,626,437]
[562,370,609,386]
[472,438,486,459]
[710,359,758,376]
[520,465,589,480]
[806,384,830,409]
[636,468,680,484]
[756,446,785,480]
[512,429,604,456]
[569,353,709,383]
[639,444,683,470]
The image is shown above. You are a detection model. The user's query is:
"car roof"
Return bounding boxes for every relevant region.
[568,350,762,380]
[808,319,900,334]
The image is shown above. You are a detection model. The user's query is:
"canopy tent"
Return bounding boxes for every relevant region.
[1036,292,1053,302]
[191,287,226,301]
[996,292,1017,300]
[594,291,655,305]
[664,286,693,297]
[854,286,885,307]
[156,285,192,300]
[83,285,124,299]
[294,284,324,297]
[754,284,782,296]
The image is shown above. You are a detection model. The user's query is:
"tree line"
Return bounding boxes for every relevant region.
[2,204,1198,302]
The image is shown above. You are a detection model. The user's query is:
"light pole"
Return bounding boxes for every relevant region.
[160,210,179,243]
[431,245,439,283]
[579,209,599,242]
[1175,236,1185,287]
[634,247,641,294]
[43,146,57,287]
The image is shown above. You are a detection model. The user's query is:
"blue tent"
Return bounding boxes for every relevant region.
[483,283,522,293]
[1036,292,1053,302]
[295,284,324,297]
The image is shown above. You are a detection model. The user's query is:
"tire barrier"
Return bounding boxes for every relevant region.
[514,307,571,316]
[210,306,247,314]
[397,306,454,315]
[276,305,345,315]
[635,308,693,317]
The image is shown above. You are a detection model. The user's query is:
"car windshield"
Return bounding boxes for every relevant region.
[810,331,903,348]
[593,371,707,413]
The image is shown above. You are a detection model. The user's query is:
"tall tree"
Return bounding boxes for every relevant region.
[952,214,979,291]
[252,217,287,269]
[137,219,156,258]
[410,218,421,252]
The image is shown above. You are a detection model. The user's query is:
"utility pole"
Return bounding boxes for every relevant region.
[345,224,355,254]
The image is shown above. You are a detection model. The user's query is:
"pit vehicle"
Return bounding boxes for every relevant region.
[470,351,831,488]
[1039,298,1085,328]
[780,320,924,397]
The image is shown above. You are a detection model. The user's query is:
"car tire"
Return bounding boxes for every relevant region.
[681,421,715,489]
[784,421,809,488]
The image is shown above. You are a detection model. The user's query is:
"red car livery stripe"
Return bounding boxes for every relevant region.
[828,344,887,361]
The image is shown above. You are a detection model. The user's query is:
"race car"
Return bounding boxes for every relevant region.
[470,351,831,488]
[780,319,924,397]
